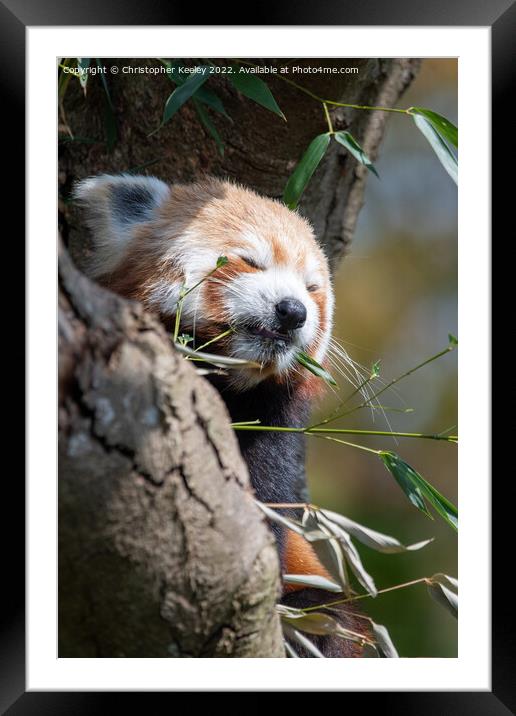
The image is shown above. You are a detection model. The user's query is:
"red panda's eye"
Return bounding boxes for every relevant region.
[241,256,263,270]
[307,284,319,293]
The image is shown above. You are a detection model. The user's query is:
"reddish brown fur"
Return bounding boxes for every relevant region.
[99,223,182,305]
[156,179,324,270]
[93,177,331,390]
[282,531,333,594]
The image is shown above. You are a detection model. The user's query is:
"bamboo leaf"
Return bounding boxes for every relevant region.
[281,611,344,636]
[319,509,433,554]
[414,472,458,531]
[379,451,432,518]
[282,626,326,658]
[283,574,343,593]
[174,342,260,368]
[195,87,232,120]
[371,360,382,378]
[284,640,300,657]
[193,99,225,156]
[255,502,306,536]
[427,574,458,619]
[410,107,458,148]
[431,573,458,591]
[296,351,337,386]
[302,510,349,591]
[316,511,377,597]
[311,530,350,592]
[162,66,211,125]
[283,133,331,209]
[334,131,379,178]
[372,622,399,658]
[228,66,285,120]
[280,606,373,649]
[412,112,458,184]
[77,57,90,92]
[161,59,232,120]
[277,604,306,619]
[282,611,370,645]
[379,451,458,531]
[362,643,380,658]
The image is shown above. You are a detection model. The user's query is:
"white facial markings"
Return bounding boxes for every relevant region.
[147,232,332,389]
[304,253,324,291]
[234,230,273,270]
[153,200,332,381]
[224,265,320,360]
[148,280,182,315]
[313,277,334,364]
[150,231,332,383]
[148,239,222,325]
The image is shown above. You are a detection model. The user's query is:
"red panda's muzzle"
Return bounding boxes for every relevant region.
[247,325,291,342]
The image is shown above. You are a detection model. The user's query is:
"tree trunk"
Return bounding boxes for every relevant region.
[58,58,419,657]
[59,239,284,657]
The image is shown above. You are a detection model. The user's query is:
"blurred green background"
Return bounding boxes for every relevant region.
[306,59,458,657]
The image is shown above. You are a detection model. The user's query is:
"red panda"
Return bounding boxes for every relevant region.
[74,173,367,657]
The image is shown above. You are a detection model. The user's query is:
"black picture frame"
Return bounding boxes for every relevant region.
[6,0,507,710]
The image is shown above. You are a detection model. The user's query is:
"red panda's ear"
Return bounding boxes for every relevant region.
[73,173,171,279]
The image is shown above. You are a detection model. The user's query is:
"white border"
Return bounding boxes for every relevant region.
[28,27,490,690]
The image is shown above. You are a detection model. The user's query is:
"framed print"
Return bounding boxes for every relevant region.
[5,0,508,709]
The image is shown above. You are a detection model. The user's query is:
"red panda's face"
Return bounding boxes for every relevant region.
[75,175,334,391]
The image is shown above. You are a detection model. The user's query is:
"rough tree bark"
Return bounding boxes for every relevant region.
[58,58,420,657]
[59,240,284,657]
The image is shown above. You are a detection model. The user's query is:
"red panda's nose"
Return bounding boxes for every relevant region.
[275,298,307,330]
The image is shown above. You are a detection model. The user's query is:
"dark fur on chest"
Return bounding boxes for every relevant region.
[209,376,368,658]
[209,377,311,506]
